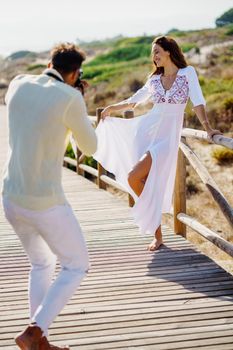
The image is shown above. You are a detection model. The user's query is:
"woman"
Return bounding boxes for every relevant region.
[93,36,221,251]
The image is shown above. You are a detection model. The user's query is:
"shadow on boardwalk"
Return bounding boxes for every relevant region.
[147,245,233,303]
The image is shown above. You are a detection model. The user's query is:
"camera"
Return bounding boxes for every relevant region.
[74,68,84,95]
[74,78,84,95]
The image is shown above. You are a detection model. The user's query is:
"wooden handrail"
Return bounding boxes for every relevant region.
[182,128,233,150]
[64,109,233,257]
[178,213,233,257]
[180,140,233,229]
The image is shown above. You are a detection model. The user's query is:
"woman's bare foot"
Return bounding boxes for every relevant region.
[147,225,164,252]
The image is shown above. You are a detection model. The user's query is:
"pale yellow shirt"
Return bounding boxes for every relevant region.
[2,68,97,210]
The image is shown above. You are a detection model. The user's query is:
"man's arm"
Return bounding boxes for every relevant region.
[64,93,97,156]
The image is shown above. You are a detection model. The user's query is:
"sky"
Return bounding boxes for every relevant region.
[0,0,232,57]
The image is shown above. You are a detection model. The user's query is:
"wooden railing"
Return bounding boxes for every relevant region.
[64,108,233,257]
[64,108,135,207]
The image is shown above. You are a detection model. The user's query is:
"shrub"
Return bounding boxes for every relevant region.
[220,66,233,80]
[65,143,97,169]
[211,146,233,164]
[129,79,144,92]
[216,8,233,27]
[7,50,36,60]
[186,178,200,197]
[93,91,116,103]
[166,28,187,37]
[27,64,46,71]
[65,142,75,159]
[116,36,154,47]
[181,43,199,53]
[202,78,233,96]
[84,156,97,169]
[84,58,150,84]
[225,24,233,35]
[88,44,151,66]
[222,97,233,112]
[0,82,8,89]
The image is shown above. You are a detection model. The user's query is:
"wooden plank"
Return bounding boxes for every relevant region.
[0,105,233,349]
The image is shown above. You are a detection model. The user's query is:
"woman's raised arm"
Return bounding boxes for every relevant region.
[101,79,151,120]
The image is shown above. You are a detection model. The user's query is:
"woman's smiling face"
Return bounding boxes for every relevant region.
[152,43,170,67]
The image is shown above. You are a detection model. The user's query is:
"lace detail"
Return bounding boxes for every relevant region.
[149,78,165,103]
[169,75,189,104]
[148,75,189,104]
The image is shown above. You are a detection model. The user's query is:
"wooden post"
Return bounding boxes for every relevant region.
[123,110,135,207]
[173,136,187,237]
[76,147,85,176]
[96,108,107,189]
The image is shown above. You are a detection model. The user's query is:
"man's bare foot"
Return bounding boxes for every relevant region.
[147,238,164,251]
[147,225,164,251]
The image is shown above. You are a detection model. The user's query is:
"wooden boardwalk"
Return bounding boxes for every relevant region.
[1,105,233,349]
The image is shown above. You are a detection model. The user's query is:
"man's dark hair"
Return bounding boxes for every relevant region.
[50,43,86,74]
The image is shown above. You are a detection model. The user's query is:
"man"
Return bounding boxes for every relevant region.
[2,43,97,349]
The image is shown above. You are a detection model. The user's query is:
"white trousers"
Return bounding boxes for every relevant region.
[2,197,89,334]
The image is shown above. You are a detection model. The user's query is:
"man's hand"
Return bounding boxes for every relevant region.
[75,80,89,96]
[80,80,89,91]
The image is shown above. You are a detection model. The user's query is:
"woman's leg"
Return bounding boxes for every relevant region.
[128,152,152,196]
[128,152,163,251]
[147,224,163,251]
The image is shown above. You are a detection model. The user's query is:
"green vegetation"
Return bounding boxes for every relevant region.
[65,142,75,159]
[85,36,153,78]
[202,78,233,96]
[27,64,46,71]
[211,146,233,164]
[83,156,97,169]
[166,28,187,37]
[216,8,233,27]
[181,43,199,53]
[7,50,36,60]
[83,34,200,85]
[88,44,151,65]
[1,25,232,134]
[84,57,150,84]
[225,24,233,35]
[82,28,233,133]
[64,143,97,169]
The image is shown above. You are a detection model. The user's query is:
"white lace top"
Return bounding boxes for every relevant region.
[127,65,206,107]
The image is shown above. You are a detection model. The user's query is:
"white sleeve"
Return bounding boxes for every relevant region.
[125,79,151,104]
[187,66,206,107]
[5,75,24,105]
[64,93,97,156]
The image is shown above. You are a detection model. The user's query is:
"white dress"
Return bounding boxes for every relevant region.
[93,66,206,235]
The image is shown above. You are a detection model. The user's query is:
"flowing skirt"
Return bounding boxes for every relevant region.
[93,107,184,235]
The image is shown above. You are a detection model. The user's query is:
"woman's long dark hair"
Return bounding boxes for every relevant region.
[151,36,187,75]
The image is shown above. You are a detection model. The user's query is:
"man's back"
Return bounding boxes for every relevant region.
[2,44,98,350]
[2,70,97,210]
